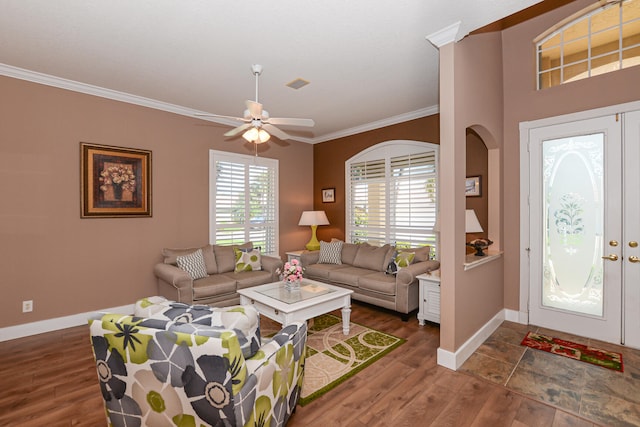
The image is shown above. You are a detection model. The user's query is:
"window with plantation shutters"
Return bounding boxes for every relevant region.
[209,150,278,255]
[346,141,438,255]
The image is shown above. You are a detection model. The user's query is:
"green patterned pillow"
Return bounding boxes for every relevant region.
[234,248,262,272]
[394,251,415,269]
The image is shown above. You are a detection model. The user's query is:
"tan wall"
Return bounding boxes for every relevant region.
[501,0,640,311]
[0,76,314,328]
[439,29,506,351]
[312,115,440,241]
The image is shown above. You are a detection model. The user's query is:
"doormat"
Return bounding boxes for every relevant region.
[260,314,405,406]
[521,331,623,372]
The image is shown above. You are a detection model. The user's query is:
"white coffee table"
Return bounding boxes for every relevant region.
[237,279,353,335]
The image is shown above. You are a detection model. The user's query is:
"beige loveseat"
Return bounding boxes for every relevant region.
[300,242,440,318]
[153,242,283,306]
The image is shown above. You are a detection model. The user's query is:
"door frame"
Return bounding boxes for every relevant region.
[519,100,640,327]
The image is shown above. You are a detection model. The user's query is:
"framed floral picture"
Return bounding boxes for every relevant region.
[80,143,152,218]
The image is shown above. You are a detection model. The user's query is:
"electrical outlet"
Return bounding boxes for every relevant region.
[22,300,33,313]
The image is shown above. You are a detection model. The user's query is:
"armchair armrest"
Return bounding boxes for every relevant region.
[396,260,441,286]
[244,322,307,375]
[300,250,320,267]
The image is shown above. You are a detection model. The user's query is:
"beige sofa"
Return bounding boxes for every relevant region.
[153,242,283,306]
[300,242,440,318]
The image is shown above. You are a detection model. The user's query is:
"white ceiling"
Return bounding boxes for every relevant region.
[0,0,541,143]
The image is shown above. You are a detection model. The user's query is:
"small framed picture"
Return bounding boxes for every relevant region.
[465,176,481,197]
[322,188,335,203]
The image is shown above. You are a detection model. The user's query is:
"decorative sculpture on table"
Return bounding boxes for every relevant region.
[465,209,493,256]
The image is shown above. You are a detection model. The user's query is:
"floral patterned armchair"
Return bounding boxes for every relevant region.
[88,299,306,427]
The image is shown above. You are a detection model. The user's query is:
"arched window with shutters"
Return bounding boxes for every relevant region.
[345,140,438,256]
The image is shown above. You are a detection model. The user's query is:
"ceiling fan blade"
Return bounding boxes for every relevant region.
[266,117,315,127]
[263,124,291,140]
[224,123,252,137]
[195,113,247,122]
[245,100,263,119]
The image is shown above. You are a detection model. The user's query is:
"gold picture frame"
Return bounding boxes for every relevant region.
[80,143,152,218]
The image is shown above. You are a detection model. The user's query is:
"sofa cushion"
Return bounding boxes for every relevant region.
[401,245,431,263]
[213,242,253,273]
[341,242,360,265]
[318,240,343,264]
[353,243,393,272]
[162,244,217,274]
[176,249,209,280]
[192,274,237,299]
[304,263,349,281]
[329,266,375,287]
[226,270,275,289]
[358,272,397,296]
[234,248,262,272]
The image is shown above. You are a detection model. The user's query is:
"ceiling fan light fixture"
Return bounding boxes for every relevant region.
[242,127,271,144]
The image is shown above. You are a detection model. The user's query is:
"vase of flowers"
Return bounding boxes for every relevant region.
[277,259,303,291]
[99,165,136,200]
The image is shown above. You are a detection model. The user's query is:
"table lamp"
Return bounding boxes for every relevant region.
[465,209,492,256]
[299,211,330,251]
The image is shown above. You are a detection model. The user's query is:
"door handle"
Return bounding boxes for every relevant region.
[602,254,619,261]
[630,256,640,263]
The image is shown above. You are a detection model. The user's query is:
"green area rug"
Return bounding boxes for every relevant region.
[521,331,623,372]
[261,314,405,406]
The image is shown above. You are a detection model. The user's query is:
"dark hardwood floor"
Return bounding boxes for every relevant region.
[0,302,597,426]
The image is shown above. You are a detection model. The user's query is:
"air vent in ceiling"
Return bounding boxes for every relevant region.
[286,78,310,90]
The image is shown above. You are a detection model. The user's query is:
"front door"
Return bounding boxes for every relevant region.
[623,110,640,348]
[528,114,623,344]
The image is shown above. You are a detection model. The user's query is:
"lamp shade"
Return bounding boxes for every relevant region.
[242,127,271,144]
[298,211,329,226]
[465,209,483,233]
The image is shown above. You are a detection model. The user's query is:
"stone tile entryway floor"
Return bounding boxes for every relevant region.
[459,321,640,427]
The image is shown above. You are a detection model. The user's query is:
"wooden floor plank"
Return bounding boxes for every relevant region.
[0,303,597,426]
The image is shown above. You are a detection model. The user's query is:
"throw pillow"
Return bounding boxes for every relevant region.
[318,240,343,264]
[234,248,262,272]
[402,246,431,262]
[162,245,217,274]
[394,251,415,269]
[176,249,209,280]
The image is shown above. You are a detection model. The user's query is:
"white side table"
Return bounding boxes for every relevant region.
[286,250,306,263]
[417,270,440,325]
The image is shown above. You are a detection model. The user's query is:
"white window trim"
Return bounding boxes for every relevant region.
[536,0,640,90]
[209,150,279,255]
[345,140,439,252]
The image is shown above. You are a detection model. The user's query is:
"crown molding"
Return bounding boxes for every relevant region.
[0,63,240,126]
[306,105,440,144]
[426,21,463,48]
[0,63,439,144]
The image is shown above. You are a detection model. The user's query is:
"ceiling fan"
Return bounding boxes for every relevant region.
[197,64,314,144]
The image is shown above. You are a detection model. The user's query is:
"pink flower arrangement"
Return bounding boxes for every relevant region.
[278,259,303,283]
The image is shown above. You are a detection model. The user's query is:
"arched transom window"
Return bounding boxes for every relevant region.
[537,0,640,89]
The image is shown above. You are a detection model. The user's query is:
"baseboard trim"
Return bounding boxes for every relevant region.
[436,309,507,370]
[0,303,134,342]
[505,308,528,324]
